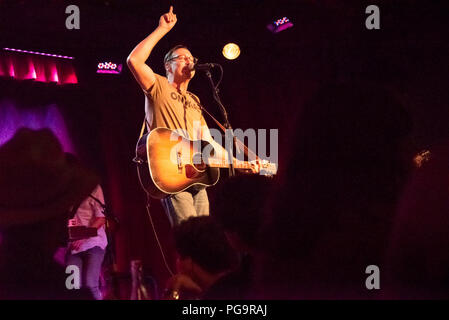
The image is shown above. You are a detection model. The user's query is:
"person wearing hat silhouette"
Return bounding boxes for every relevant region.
[0,128,98,299]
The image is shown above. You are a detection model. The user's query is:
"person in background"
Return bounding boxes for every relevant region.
[65,182,108,300]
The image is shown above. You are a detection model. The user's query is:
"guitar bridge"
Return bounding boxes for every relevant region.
[177,150,183,173]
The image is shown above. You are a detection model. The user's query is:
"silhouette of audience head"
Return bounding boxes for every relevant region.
[211,174,273,254]
[172,216,238,295]
[174,216,237,275]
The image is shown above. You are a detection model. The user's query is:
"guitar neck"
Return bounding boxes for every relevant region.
[207,159,253,170]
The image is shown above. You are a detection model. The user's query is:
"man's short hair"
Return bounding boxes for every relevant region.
[164,45,189,64]
[174,216,237,274]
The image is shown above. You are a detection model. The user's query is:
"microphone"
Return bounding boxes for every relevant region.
[190,63,217,71]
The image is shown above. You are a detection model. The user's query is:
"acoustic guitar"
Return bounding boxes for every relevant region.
[135,127,277,199]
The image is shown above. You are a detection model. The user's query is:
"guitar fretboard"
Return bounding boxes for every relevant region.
[207,159,253,169]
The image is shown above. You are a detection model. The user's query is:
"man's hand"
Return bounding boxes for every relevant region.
[249,159,261,174]
[159,6,177,31]
[164,273,202,299]
[69,239,85,251]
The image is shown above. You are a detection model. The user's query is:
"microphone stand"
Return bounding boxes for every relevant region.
[102,208,121,299]
[203,65,235,177]
[90,195,120,299]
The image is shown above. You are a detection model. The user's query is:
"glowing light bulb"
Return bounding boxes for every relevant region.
[222,43,240,60]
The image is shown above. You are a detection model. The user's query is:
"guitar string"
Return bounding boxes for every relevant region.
[187,92,261,162]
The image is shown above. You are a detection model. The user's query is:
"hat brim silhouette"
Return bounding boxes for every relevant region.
[0,128,99,227]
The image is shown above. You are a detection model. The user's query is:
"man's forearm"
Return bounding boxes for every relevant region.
[127,26,169,65]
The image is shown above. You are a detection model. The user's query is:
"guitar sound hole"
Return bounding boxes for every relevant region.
[185,165,205,179]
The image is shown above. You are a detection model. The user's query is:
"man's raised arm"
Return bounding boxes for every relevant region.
[127,6,177,91]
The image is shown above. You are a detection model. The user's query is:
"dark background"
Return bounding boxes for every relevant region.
[1,0,448,297]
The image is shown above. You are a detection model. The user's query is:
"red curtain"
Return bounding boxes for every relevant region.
[0,50,77,85]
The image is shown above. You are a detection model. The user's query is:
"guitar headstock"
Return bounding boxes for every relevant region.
[413,149,431,168]
[259,160,278,177]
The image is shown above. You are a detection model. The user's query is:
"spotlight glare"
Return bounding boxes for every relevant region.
[222,43,240,60]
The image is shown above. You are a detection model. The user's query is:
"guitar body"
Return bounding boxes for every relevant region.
[136,127,220,199]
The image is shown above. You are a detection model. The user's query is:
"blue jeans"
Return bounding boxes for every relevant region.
[66,246,105,300]
[161,187,209,227]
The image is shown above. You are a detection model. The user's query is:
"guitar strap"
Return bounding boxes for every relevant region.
[187,92,260,161]
[186,92,226,132]
[68,193,105,219]
[138,118,148,140]
[89,194,106,208]
[68,200,83,220]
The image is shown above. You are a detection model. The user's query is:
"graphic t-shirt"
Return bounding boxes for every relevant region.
[144,74,207,140]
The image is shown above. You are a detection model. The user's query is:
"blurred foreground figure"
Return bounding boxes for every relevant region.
[257,83,413,299]
[163,216,238,300]
[385,142,449,299]
[211,175,274,299]
[0,128,98,299]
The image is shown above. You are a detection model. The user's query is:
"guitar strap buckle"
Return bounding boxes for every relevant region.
[133,156,145,165]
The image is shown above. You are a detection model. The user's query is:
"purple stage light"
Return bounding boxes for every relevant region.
[0,100,76,153]
[97,69,121,74]
[267,16,294,33]
[97,62,122,74]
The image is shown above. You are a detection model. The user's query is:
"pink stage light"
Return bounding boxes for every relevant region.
[45,61,59,83]
[34,59,47,82]
[51,67,59,83]
[25,59,37,80]
[64,71,78,84]
[8,61,15,77]
[3,48,74,59]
